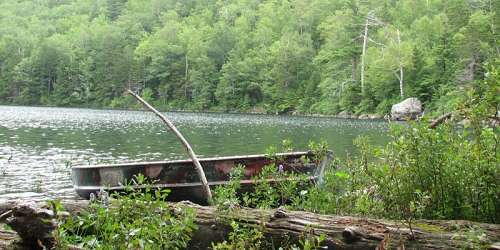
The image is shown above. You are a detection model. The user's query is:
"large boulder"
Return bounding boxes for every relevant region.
[391,98,422,120]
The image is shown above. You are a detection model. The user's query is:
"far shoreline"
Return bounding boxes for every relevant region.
[0,103,388,121]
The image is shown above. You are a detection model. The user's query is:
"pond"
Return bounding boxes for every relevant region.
[0,105,389,201]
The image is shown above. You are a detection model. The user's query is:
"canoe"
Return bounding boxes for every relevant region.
[71,151,333,204]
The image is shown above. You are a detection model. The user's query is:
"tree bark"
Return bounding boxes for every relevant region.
[127,90,212,201]
[351,56,358,82]
[185,54,189,99]
[1,200,499,250]
[361,17,369,95]
[397,29,404,98]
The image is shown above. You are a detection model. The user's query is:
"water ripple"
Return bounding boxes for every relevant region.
[0,105,388,201]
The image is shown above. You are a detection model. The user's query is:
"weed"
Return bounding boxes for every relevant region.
[33,180,43,193]
[213,164,244,210]
[452,226,491,250]
[64,159,72,168]
[56,174,197,249]
[211,220,264,250]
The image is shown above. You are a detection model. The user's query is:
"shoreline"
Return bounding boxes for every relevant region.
[0,103,386,121]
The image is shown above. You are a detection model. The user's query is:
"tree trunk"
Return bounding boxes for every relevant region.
[397,29,404,98]
[48,71,52,96]
[127,90,212,201]
[351,56,358,82]
[185,53,189,99]
[361,17,369,95]
[1,200,499,250]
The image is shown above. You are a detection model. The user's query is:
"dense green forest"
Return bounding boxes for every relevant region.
[0,0,498,115]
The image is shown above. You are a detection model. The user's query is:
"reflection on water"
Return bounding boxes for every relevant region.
[0,105,388,201]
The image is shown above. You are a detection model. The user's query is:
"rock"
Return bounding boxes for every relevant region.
[358,114,370,120]
[250,107,266,114]
[391,98,422,120]
[355,114,381,120]
[368,114,381,120]
[337,111,353,119]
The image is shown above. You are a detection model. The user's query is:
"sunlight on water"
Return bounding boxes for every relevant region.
[0,105,388,201]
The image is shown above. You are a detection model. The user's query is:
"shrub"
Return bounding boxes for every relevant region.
[56,174,197,249]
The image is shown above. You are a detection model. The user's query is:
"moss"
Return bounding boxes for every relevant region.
[413,223,446,233]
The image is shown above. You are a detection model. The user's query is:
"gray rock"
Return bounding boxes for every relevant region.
[358,114,370,120]
[358,114,382,120]
[337,110,353,119]
[391,98,422,120]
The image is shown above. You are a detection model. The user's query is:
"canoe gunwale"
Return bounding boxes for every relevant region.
[72,151,313,169]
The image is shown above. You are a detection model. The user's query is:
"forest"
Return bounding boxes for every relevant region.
[0,0,498,115]
[0,1,499,248]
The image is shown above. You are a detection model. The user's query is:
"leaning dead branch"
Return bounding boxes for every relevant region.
[127,89,212,201]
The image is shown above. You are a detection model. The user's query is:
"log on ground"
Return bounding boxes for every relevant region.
[1,200,500,249]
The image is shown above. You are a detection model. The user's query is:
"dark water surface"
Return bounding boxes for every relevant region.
[0,105,389,201]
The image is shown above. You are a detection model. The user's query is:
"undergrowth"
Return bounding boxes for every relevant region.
[55,174,197,249]
[208,64,498,248]
[55,64,498,249]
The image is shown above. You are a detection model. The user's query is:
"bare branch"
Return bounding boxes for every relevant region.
[127,90,212,201]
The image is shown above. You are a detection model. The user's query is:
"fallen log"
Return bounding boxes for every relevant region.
[429,112,453,129]
[1,200,499,250]
[0,226,21,249]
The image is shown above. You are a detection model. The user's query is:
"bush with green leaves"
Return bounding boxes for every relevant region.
[56,174,197,249]
[211,220,264,250]
[296,62,499,224]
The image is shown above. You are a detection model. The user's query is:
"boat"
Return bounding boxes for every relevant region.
[71,151,333,204]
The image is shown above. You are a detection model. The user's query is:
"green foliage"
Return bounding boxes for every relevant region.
[307,140,329,163]
[213,164,245,208]
[452,226,491,250]
[236,65,498,226]
[295,65,499,224]
[0,0,497,116]
[55,66,498,248]
[242,164,281,209]
[56,174,197,249]
[211,221,264,250]
[297,233,326,250]
[211,144,323,248]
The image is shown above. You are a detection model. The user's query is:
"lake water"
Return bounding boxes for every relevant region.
[0,105,389,201]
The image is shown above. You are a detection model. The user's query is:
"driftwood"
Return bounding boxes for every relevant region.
[429,112,453,129]
[127,89,212,201]
[428,111,499,129]
[1,200,500,250]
